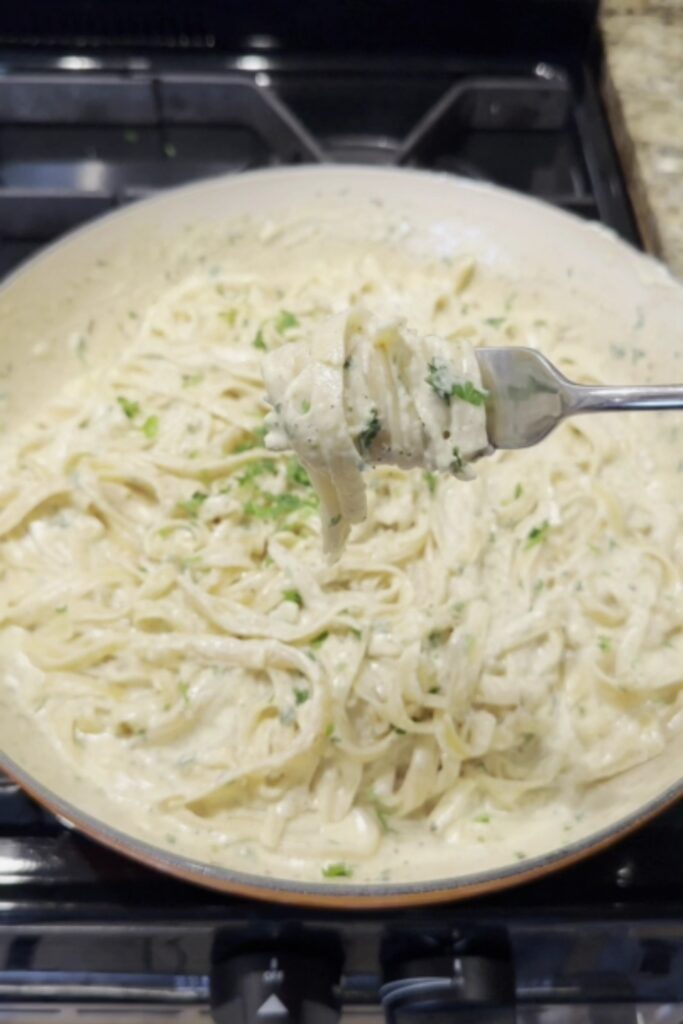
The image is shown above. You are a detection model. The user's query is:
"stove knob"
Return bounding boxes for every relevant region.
[381,932,515,1022]
[211,950,340,1024]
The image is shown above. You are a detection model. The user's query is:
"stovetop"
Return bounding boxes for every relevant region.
[0,12,681,1021]
[0,45,639,281]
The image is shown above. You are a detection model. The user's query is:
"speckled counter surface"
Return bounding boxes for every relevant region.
[601,1,683,276]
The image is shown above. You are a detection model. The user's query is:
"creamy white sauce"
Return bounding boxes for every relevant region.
[0,214,681,885]
[263,309,489,557]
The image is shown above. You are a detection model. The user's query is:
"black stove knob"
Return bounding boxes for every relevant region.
[381,928,515,1022]
[211,949,340,1024]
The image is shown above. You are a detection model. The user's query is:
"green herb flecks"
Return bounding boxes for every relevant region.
[514,482,523,499]
[451,380,488,406]
[369,795,394,834]
[358,408,381,452]
[179,682,190,705]
[310,631,329,650]
[275,310,299,334]
[426,359,488,407]
[329,514,342,527]
[237,458,278,486]
[252,329,266,351]
[117,396,140,420]
[177,491,209,518]
[294,688,310,706]
[526,520,551,548]
[286,458,311,488]
[426,358,454,403]
[424,471,437,495]
[234,425,267,453]
[485,317,506,329]
[451,446,465,474]
[598,635,611,652]
[322,862,353,878]
[219,309,237,327]
[283,589,303,608]
[243,491,317,522]
[141,415,159,439]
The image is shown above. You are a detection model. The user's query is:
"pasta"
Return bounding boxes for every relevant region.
[263,309,489,557]
[0,214,681,883]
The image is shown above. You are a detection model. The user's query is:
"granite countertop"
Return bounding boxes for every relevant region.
[600,0,683,277]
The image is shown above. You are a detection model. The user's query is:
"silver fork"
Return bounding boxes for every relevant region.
[476,347,683,449]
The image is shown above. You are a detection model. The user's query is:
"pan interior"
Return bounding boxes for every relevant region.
[0,167,681,897]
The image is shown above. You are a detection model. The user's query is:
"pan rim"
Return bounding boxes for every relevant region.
[1,747,681,907]
[0,163,681,907]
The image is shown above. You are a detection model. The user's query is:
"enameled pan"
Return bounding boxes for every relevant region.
[0,166,681,908]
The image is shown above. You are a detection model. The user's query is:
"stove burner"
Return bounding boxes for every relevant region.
[0,56,638,280]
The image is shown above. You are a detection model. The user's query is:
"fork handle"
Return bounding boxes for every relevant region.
[566,382,683,415]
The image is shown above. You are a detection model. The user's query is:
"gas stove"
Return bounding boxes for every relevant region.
[1,1,682,1021]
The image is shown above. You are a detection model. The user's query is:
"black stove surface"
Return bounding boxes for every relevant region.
[0,26,681,1024]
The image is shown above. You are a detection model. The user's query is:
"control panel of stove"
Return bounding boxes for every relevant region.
[211,933,343,1024]
[209,927,517,1023]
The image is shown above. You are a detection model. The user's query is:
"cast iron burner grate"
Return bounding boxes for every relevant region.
[0,56,638,281]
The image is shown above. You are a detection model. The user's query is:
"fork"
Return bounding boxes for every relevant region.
[476,347,683,449]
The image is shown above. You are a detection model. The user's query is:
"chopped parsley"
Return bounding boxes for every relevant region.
[237,458,277,486]
[485,317,506,329]
[514,482,523,499]
[141,415,159,439]
[178,682,190,705]
[474,814,490,824]
[275,310,299,333]
[598,636,611,652]
[117,395,140,420]
[451,381,488,406]
[294,688,310,705]
[322,862,352,878]
[358,408,381,452]
[369,796,394,834]
[426,360,488,406]
[451,446,465,474]
[310,631,329,649]
[330,514,342,527]
[526,520,551,548]
[234,425,267,453]
[177,491,209,518]
[424,471,437,495]
[219,309,237,327]
[286,458,311,488]
[301,399,311,413]
[252,329,266,351]
[243,491,317,522]
[425,358,454,402]
[283,589,303,608]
